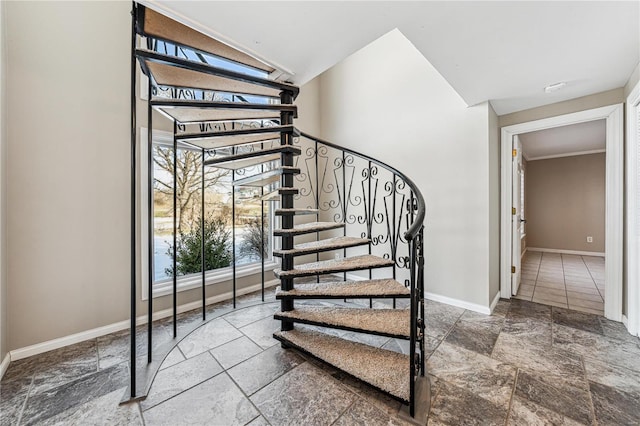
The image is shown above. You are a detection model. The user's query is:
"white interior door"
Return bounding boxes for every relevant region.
[512,135,523,295]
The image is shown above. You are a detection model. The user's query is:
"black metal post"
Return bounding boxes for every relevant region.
[392,174,397,309]
[280,91,295,331]
[201,148,206,320]
[146,73,153,363]
[340,147,348,303]
[419,227,425,376]
[129,1,137,399]
[368,160,372,309]
[261,142,265,302]
[172,121,177,338]
[232,163,236,309]
[315,141,319,284]
[409,238,417,418]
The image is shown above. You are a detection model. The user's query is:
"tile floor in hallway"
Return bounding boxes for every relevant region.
[2,289,640,425]
[515,251,605,316]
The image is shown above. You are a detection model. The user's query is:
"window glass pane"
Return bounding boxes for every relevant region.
[152,141,273,283]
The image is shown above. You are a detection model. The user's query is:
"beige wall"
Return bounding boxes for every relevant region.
[318,29,493,308]
[4,2,322,352]
[521,159,527,256]
[295,76,321,136]
[6,1,132,350]
[525,153,606,253]
[0,0,7,364]
[488,104,500,304]
[498,88,624,128]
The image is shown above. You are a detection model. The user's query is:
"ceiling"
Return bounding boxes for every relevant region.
[519,120,606,160]
[143,1,639,115]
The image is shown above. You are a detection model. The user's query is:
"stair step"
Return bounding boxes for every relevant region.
[151,100,297,124]
[274,208,319,216]
[177,124,295,144]
[233,167,299,187]
[137,5,275,73]
[205,145,300,170]
[273,221,345,236]
[261,187,298,202]
[137,49,299,98]
[212,153,281,170]
[275,306,410,339]
[273,328,410,403]
[275,279,410,299]
[274,254,393,278]
[273,236,369,257]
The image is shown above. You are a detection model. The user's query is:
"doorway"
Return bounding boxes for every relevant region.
[500,104,623,321]
[512,121,606,314]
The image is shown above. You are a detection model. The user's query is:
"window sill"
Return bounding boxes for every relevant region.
[146,260,279,300]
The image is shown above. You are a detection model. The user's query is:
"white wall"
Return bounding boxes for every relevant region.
[318,29,493,309]
[0,0,8,365]
[488,104,500,304]
[624,62,640,98]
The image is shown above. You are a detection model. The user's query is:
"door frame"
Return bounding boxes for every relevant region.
[626,83,640,336]
[500,104,624,321]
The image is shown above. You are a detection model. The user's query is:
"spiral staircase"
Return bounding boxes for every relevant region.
[131,4,428,419]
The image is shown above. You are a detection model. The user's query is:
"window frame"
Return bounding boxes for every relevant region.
[140,127,278,301]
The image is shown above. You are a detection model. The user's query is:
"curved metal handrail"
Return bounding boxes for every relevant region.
[299,131,426,240]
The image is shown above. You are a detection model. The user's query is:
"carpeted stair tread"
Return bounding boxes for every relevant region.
[205,145,299,169]
[233,167,300,187]
[273,236,369,257]
[139,6,275,73]
[137,49,298,98]
[275,306,410,339]
[177,125,296,141]
[156,107,280,124]
[274,254,393,278]
[273,221,345,236]
[151,99,297,124]
[207,153,280,170]
[274,328,410,402]
[143,59,281,98]
[275,279,410,299]
[274,208,319,216]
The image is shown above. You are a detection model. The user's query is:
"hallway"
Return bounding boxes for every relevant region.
[515,251,605,315]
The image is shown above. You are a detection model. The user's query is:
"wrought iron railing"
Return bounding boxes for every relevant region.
[294,132,426,410]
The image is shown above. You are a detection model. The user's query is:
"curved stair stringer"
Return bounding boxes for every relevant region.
[127,3,428,420]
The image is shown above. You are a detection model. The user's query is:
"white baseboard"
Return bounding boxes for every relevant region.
[9,280,279,362]
[521,247,528,258]
[344,273,492,315]
[0,352,10,380]
[424,292,490,315]
[490,291,501,313]
[622,314,628,327]
[527,247,605,257]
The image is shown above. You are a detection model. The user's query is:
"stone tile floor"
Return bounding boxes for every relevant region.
[2,289,639,425]
[515,252,605,315]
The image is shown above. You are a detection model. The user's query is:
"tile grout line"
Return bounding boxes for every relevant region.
[328,399,357,426]
[136,400,147,426]
[580,255,605,303]
[579,355,598,424]
[560,254,570,308]
[532,251,542,301]
[220,369,268,424]
[140,354,226,413]
[14,373,35,426]
[504,368,519,426]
